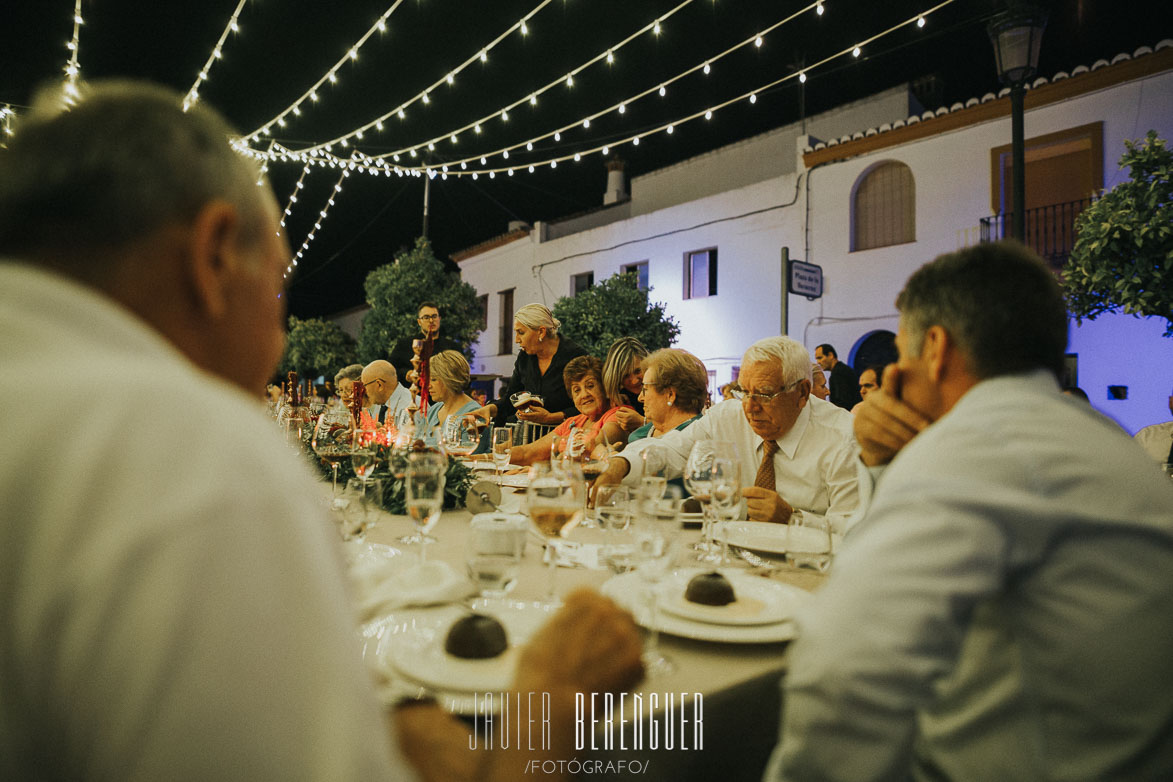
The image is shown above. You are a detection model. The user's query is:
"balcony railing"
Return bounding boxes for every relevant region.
[980,197,1094,272]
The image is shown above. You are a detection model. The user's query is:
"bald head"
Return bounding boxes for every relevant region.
[361,360,399,404]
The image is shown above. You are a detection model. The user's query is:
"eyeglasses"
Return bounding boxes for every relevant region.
[641,382,665,391]
[735,379,803,405]
[418,314,440,321]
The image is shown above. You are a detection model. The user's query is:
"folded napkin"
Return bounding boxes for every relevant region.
[349,551,476,621]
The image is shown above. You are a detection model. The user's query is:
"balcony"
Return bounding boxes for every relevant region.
[980,197,1093,272]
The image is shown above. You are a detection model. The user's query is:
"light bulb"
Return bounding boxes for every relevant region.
[607,50,614,64]
[574,153,581,161]
[917,15,925,28]
[427,142,435,151]
[632,137,639,146]
[480,51,488,62]
[349,49,357,60]
[750,93,757,104]
[528,165,535,173]
[503,150,510,159]
[422,93,430,104]
[502,110,509,121]
[618,103,626,114]
[398,109,406,119]
[475,123,482,133]
[526,142,534,151]
[755,36,763,47]
[666,124,674,134]
[583,118,591,129]
[550,161,557,168]
[480,156,487,164]
[567,74,574,87]
[447,73,454,85]
[703,62,711,75]
[705,110,713,120]
[554,132,561,141]
[329,72,337,84]
[799,72,807,83]
[853,46,860,58]
[311,91,319,102]
[659,85,666,97]
[460,161,467,170]
[530,94,537,106]
[816,2,824,16]
[451,134,458,143]
[376,121,384,131]
[602,146,609,155]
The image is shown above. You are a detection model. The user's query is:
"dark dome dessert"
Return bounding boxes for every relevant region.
[445,613,508,659]
[685,572,736,606]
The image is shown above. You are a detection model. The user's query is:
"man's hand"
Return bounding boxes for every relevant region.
[854,365,932,467]
[515,589,644,697]
[588,457,630,505]
[742,486,793,524]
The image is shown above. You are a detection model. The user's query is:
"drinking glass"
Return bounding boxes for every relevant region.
[442,414,481,458]
[639,476,668,502]
[707,457,741,565]
[491,427,513,482]
[633,486,682,677]
[786,510,833,572]
[312,405,356,497]
[465,513,526,607]
[351,427,379,482]
[596,485,636,574]
[683,440,736,561]
[401,451,447,559]
[526,462,586,605]
[337,478,370,541]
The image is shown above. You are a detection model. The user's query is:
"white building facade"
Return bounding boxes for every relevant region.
[445,44,1173,433]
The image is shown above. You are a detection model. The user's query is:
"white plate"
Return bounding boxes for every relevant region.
[718,520,843,556]
[600,571,810,643]
[658,570,794,626]
[378,601,556,696]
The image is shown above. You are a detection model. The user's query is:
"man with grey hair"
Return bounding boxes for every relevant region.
[0,81,642,782]
[767,242,1173,781]
[595,335,859,532]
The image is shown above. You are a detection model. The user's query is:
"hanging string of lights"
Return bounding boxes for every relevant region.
[283,0,697,158]
[246,1,953,181]
[360,0,821,170]
[183,0,250,111]
[284,167,351,280]
[277,163,314,238]
[0,104,14,147]
[242,0,417,140]
[62,1,84,105]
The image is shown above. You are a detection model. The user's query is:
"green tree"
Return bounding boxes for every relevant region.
[552,271,680,357]
[278,316,358,380]
[1063,131,1173,336]
[358,237,483,362]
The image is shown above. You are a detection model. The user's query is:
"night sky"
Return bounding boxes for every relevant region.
[2,1,1166,317]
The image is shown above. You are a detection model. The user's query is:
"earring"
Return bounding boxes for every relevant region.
[667,400,673,407]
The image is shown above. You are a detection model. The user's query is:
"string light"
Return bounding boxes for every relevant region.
[817,1,825,16]
[250,1,954,182]
[62,1,84,106]
[184,0,248,110]
[917,15,926,27]
[853,46,861,57]
[277,162,312,236]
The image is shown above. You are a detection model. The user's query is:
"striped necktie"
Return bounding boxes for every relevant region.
[754,440,779,490]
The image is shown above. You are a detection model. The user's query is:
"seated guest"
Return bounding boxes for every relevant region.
[334,363,363,405]
[851,364,883,413]
[0,80,643,782]
[509,356,629,466]
[767,242,1173,781]
[473,303,587,428]
[810,362,830,400]
[627,348,707,443]
[415,350,480,447]
[603,336,649,432]
[595,336,860,533]
[1133,389,1173,465]
[360,359,412,426]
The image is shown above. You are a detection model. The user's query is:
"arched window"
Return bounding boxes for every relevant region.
[852,161,915,251]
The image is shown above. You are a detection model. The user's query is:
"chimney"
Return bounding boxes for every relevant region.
[507,220,529,233]
[603,158,627,205]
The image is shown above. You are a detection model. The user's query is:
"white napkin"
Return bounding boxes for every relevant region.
[349,551,476,621]
[545,540,612,570]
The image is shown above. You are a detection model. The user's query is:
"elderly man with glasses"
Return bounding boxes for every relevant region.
[595,336,860,533]
[360,359,412,426]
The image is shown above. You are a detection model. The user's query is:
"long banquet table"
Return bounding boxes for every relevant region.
[353,485,825,781]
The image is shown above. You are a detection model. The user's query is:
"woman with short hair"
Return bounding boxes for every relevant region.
[417,350,480,447]
[627,349,708,443]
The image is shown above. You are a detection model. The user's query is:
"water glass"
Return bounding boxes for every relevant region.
[465,512,526,604]
[402,451,446,558]
[596,485,636,573]
[632,486,682,677]
[491,427,513,481]
[785,510,833,572]
[337,478,370,541]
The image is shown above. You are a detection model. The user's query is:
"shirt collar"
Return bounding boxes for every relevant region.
[757,402,812,459]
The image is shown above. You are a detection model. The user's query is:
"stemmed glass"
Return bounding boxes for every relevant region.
[351,426,379,482]
[683,440,736,563]
[491,427,513,482]
[442,415,481,459]
[596,485,636,573]
[708,457,742,565]
[633,485,682,677]
[526,462,586,605]
[401,451,446,559]
[312,405,357,497]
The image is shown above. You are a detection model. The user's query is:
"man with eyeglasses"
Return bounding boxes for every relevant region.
[388,302,463,393]
[594,336,860,533]
[360,360,412,426]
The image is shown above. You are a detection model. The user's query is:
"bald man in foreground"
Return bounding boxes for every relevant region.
[0,80,642,782]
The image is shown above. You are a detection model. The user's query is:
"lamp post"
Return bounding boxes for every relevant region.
[987,4,1047,242]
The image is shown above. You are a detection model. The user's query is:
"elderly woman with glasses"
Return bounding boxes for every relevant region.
[507,355,630,467]
[627,349,708,443]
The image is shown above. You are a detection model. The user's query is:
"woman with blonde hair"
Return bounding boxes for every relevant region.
[416,350,480,447]
[602,336,649,433]
[472,303,586,428]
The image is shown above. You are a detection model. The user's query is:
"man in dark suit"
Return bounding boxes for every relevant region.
[815,344,862,411]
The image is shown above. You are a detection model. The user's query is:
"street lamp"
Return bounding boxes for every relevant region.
[987,4,1047,242]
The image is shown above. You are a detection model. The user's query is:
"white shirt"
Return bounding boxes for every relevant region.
[617,397,860,533]
[767,371,1173,781]
[0,263,415,782]
[1134,420,1173,464]
[372,382,412,426]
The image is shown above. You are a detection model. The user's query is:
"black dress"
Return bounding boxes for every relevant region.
[491,337,588,425]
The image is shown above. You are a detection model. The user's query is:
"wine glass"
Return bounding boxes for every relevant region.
[490,427,513,482]
[442,414,481,459]
[708,457,742,565]
[632,485,682,677]
[351,427,379,483]
[312,405,356,497]
[526,462,586,605]
[683,440,736,563]
[336,478,371,541]
[401,451,446,559]
[465,513,526,608]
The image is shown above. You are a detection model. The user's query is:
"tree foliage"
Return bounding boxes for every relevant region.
[279,316,358,380]
[1063,131,1173,336]
[357,237,483,362]
[552,271,680,357]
